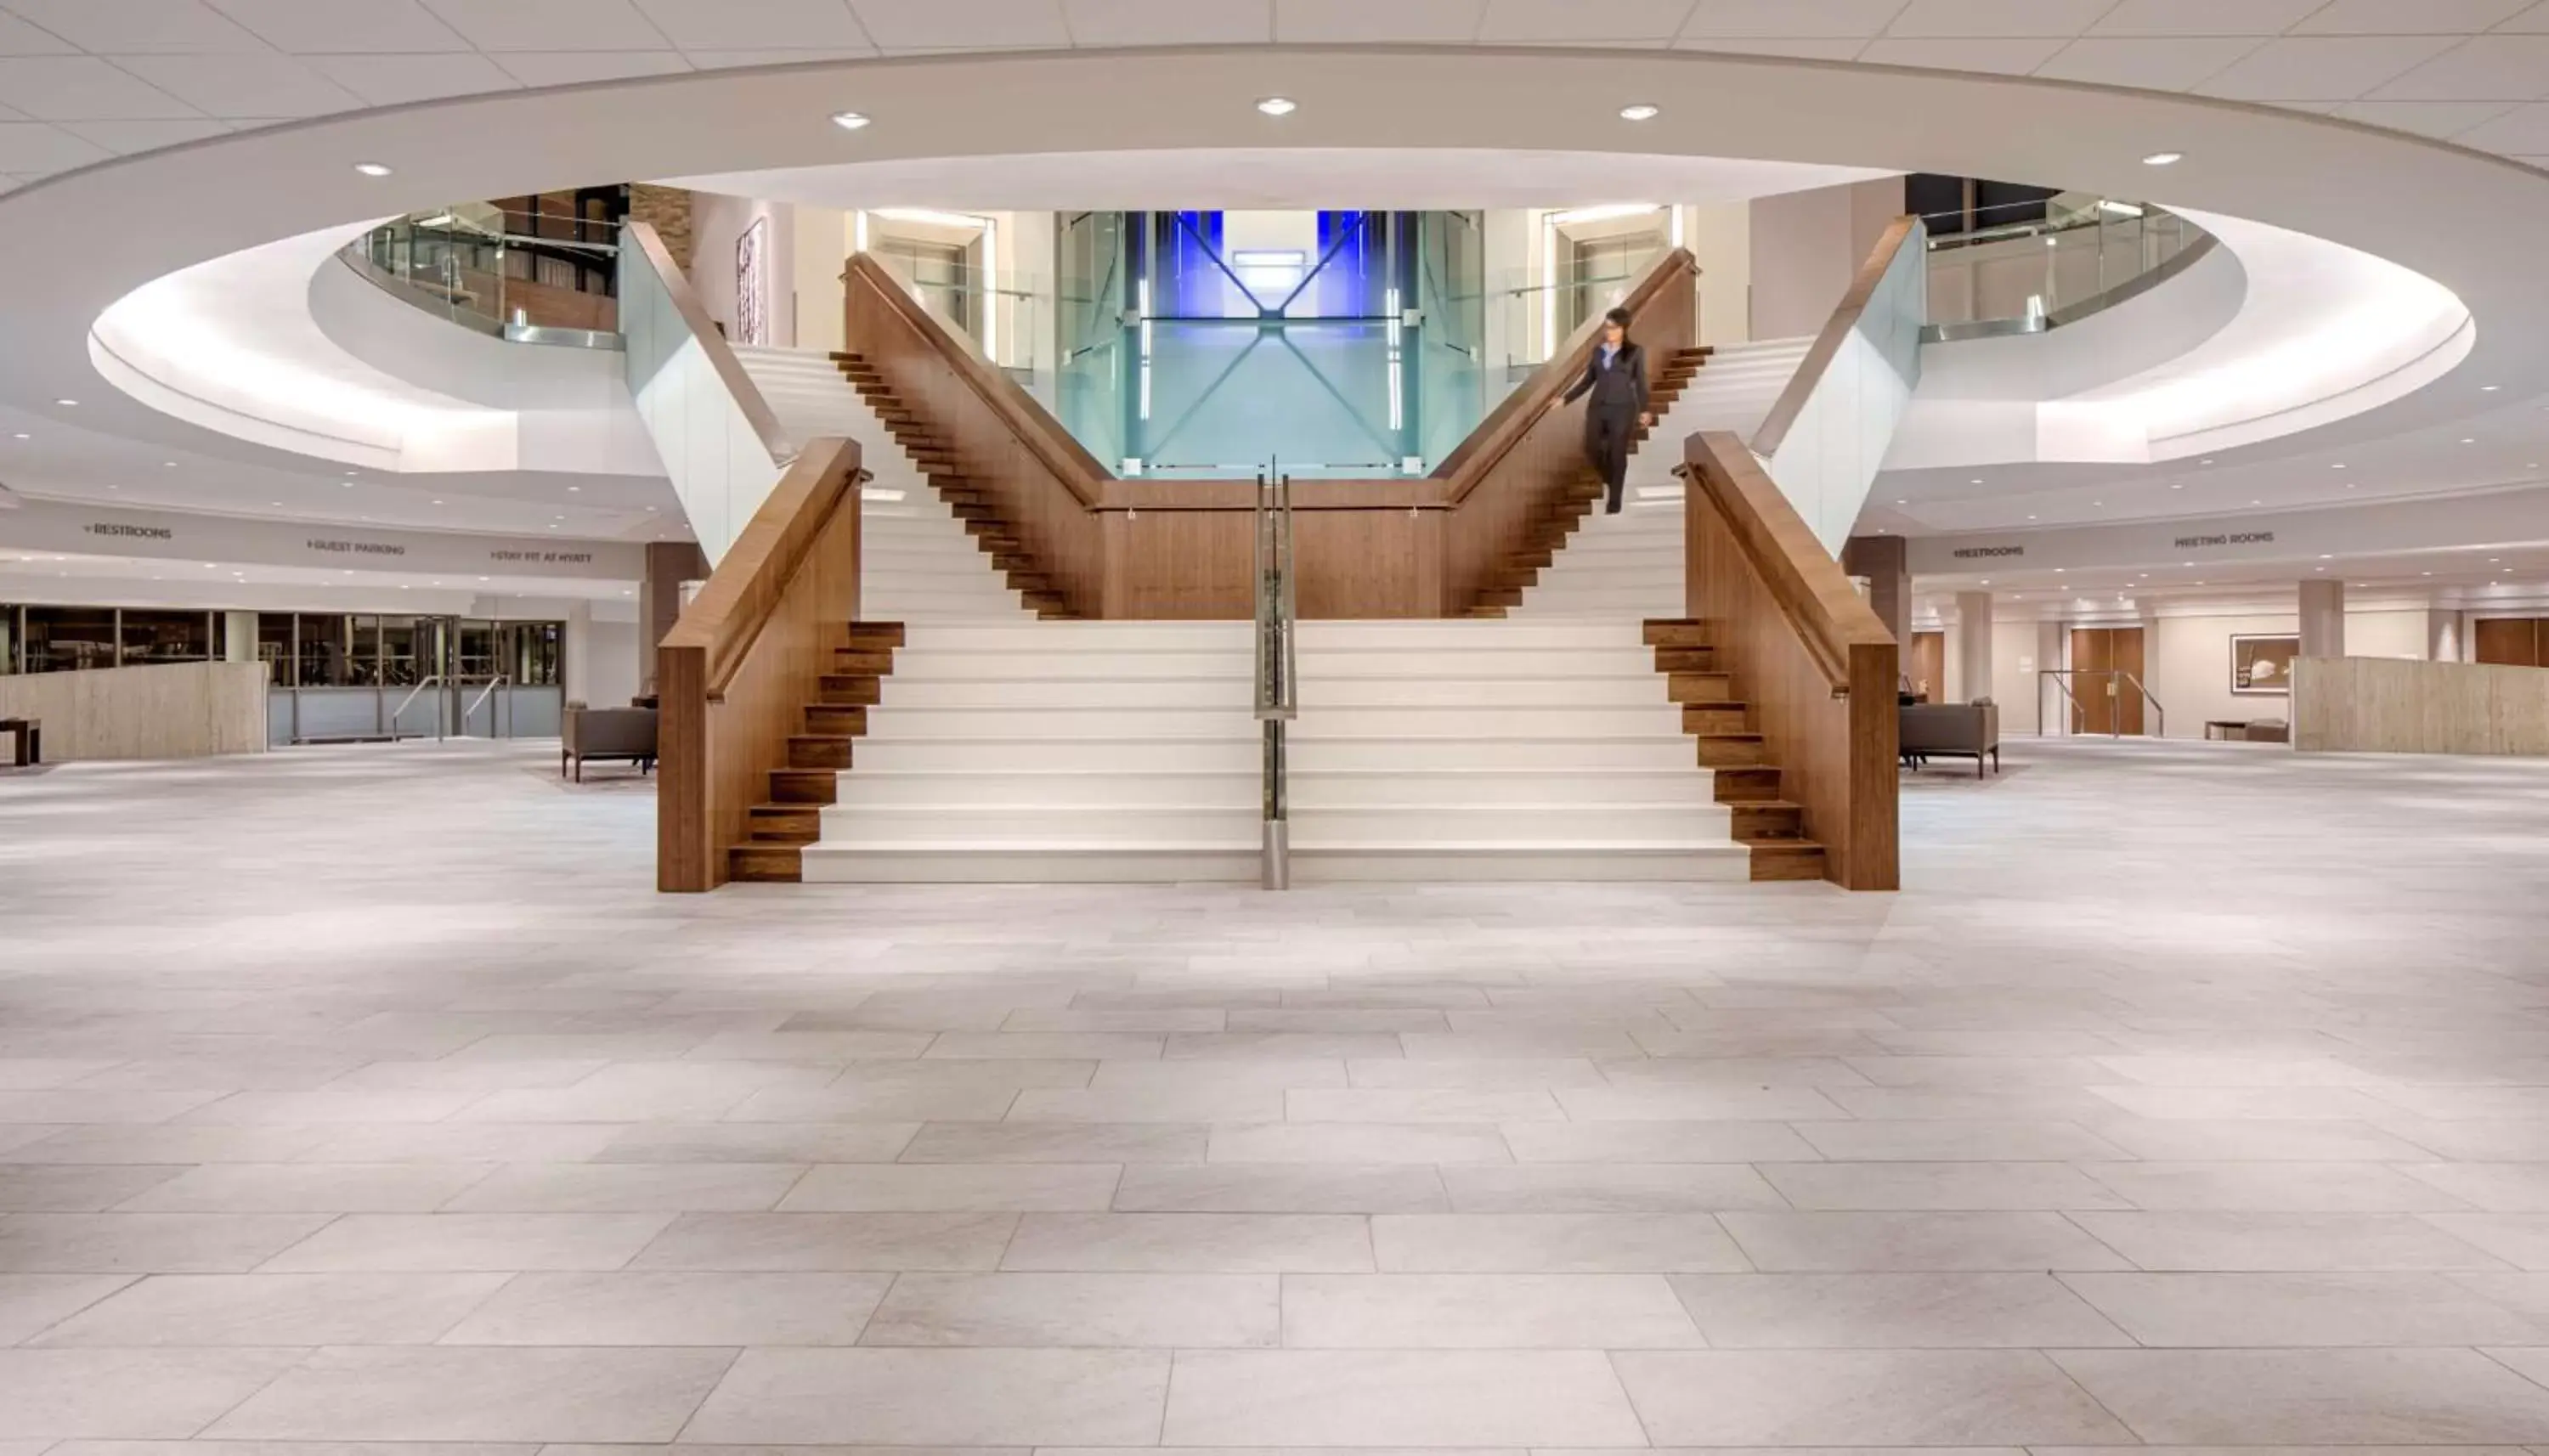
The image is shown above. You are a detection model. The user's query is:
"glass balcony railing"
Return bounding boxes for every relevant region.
[344,205,621,343]
[1922,194,2213,339]
[866,250,1048,398]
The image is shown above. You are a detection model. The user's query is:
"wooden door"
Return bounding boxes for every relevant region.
[1909,631,1946,702]
[2067,627,2148,735]
[2475,618,2543,667]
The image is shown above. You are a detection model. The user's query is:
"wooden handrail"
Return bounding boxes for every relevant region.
[622,219,795,467]
[1752,216,1920,460]
[1681,437,1893,696]
[662,437,867,700]
[658,436,866,893]
[842,252,1109,507]
[1436,246,1699,503]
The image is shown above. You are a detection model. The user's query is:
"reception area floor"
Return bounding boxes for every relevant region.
[3,737,2549,1447]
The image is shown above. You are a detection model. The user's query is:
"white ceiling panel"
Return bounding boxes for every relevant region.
[2087,0,2326,37]
[1889,0,2116,38]
[57,116,234,153]
[2370,36,2549,101]
[1477,0,1696,44]
[1273,0,1484,42]
[851,0,1071,51]
[0,57,200,120]
[0,13,73,54]
[2336,99,2521,138]
[1860,36,2071,75]
[419,0,677,52]
[1,0,267,53]
[2294,0,2535,34]
[1063,0,1269,46]
[678,47,873,66]
[305,52,522,105]
[489,50,692,86]
[2501,2,2549,32]
[0,119,110,171]
[1676,35,1868,59]
[115,52,365,117]
[631,0,873,52]
[1677,0,1904,39]
[207,0,473,54]
[2456,99,2549,149]
[2196,35,2463,99]
[2034,37,2265,89]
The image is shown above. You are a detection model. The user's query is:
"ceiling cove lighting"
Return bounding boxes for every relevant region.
[53,398,75,407]
[353,162,393,178]
[1619,103,1659,121]
[2142,151,2184,166]
[1256,97,1297,116]
[829,111,870,130]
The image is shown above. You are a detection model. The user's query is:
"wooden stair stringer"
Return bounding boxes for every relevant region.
[727,620,907,883]
[1642,617,1827,883]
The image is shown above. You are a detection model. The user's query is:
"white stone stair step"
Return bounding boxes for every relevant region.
[1293,705,1680,737]
[1294,802,1732,844]
[1297,676,1668,708]
[868,707,1254,740]
[800,844,1261,884]
[882,676,1251,709]
[1290,736,1693,770]
[856,737,1259,772]
[820,804,1261,845]
[833,769,1257,808]
[1288,843,1751,883]
[890,650,1251,680]
[903,623,1252,652]
[1290,767,1715,807]
[1296,621,1645,651]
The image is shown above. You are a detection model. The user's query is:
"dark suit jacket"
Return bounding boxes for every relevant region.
[1562,341,1648,413]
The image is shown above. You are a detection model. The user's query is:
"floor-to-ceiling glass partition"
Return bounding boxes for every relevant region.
[1054,210,1489,478]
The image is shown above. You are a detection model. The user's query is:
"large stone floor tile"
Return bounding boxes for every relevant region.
[1441,1164,1787,1213]
[0,1274,131,1342]
[777,1163,1120,1211]
[258,1214,673,1273]
[2068,1211,2515,1270]
[1669,1271,2134,1347]
[2060,1270,2549,1346]
[1757,1161,2133,1211]
[1161,1350,1648,1446]
[1371,1212,1749,1273]
[206,1346,734,1442]
[1001,1213,1372,1271]
[115,1163,495,1213]
[0,1348,310,1437]
[681,1348,1170,1446]
[1280,1272,1701,1347]
[2052,1347,2549,1443]
[31,1272,506,1346]
[1608,1348,2134,1446]
[625,1211,1015,1271]
[1716,1211,2135,1271]
[1112,1164,1449,1213]
[438,1270,891,1345]
[859,1271,1276,1346]
[0,1213,332,1273]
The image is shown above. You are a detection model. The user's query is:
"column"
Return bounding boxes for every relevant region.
[222,611,257,664]
[2036,620,2067,735]
[562,601,593,708]
[1953,590,1993,704]
[2299,579,2346,659]
[2427,608,2463,663]
[637,542,708,697]
[1841,534,1910,646]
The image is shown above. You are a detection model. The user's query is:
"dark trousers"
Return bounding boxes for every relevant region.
[1583,405,1635,513]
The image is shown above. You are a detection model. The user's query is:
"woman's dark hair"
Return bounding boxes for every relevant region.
[1603,307,1632,328]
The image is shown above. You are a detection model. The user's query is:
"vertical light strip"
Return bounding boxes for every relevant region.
[1540,215,1556,362]
[981,216,1000,364]
[853,210,868,251]
[1386,284,1403,433]
[1137,275,1152,422]
[1670,205,1684,249]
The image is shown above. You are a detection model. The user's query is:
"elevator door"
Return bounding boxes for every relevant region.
[2069,627,2146,736]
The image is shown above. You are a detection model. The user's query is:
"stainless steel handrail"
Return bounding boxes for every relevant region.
[2036,668,2165,738]
[1252,463,1299,890]
[464,674,511,738]
[387,674,443,738]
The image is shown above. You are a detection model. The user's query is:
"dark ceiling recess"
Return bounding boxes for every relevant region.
[1907,174,2063,236]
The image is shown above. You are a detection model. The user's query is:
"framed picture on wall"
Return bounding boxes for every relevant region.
[2231,634,2299,695]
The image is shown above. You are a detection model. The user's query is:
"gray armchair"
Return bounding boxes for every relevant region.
[562,706,658,782]
[1902,701,2000,778]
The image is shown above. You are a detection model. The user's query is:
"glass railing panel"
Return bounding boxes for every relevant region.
[1921,200,2209,333]
[343,208,621,341]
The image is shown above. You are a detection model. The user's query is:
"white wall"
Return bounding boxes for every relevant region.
[589,617,641,708]
[2142,607,2430,737]
[1988,619,2050,735]
[1749,178,1902,339]
[791,205,851,354]
[1686,201,1750,347]
[619,237,785,566]
[688,191,793,346]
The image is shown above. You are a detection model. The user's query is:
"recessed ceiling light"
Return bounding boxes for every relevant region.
[2143,151,2184,166]
[2170,483,2184,489]
[432,499,443,505]
[567,485,580,492]
[2423,571,2433,576]
[353,162,393,178]
[2483,384,2502,392]
[9,433,25,441]
[53,398,75,407]
[2319,554,2333,559]
[2462,437,2476,444]
[1619,103,1659,121]
[829,110,870,131]
[2054,567,2066,573]
[1256,96,1297,116]
[2331,463,2346,470]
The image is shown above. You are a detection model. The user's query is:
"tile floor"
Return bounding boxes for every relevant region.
[1,736,2548,1450]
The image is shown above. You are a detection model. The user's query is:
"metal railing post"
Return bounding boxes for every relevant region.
[1252,463,1299,890]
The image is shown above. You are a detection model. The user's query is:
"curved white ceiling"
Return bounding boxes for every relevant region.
[5,43,2549,549]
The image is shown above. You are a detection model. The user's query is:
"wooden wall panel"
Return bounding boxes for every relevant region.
[2294,655,2549,757]
[1094,477,1449,619]
[2475,618,2543,668]
[1685,432,1898,891]
[658,437,863,893]
[0,662,268,761]
[1908,631,1945,701]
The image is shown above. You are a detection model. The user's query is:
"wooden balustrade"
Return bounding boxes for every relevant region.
[842,254,1106,617]
[657,437,866,893]
[1439,248,1700,616]
[1682,432,1899,891]
[1093,477,1450,618]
